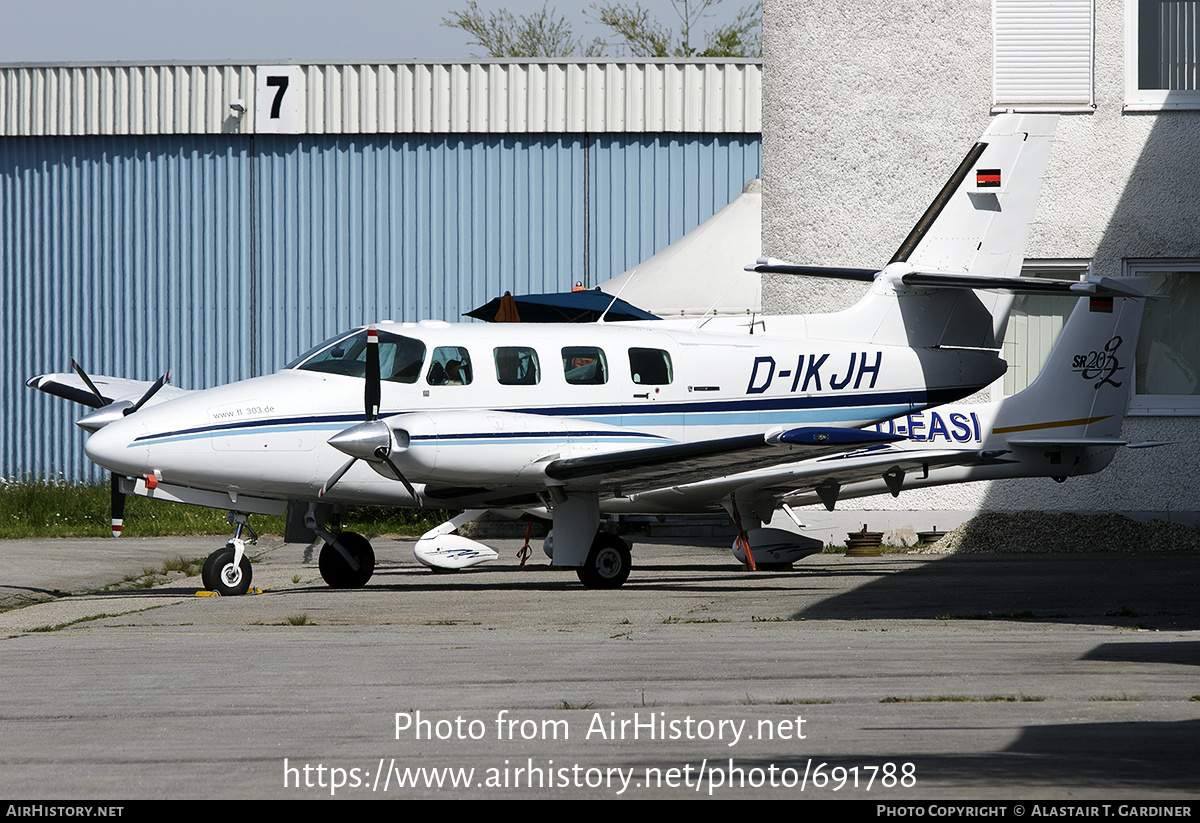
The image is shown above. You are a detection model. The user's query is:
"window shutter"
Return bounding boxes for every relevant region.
[993,0,1095,108]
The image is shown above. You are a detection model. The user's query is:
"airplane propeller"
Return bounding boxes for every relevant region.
[70,359,170,536]
[319,325,420,502]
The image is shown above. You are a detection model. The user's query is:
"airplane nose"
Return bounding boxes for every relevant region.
[84,417,149,476]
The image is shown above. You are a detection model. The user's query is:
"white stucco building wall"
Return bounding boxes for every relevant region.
[760,0,1200,537]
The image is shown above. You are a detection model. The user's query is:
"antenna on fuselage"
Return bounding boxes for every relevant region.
[597,268,637,323]
[691,278,742,331]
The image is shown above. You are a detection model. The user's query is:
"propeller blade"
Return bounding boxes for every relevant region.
[70,358,109,408]
[378,450,420,503]
[319,458,358,498]
[125,371,170,416]
[365,324,380,422]
[110,473,125,537]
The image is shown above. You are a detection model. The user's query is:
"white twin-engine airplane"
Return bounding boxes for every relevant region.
[28,113,1146,594]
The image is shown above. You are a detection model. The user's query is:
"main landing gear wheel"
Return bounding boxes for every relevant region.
[576,532,631,589]
[202,545,252,596]
[319,531,375,588]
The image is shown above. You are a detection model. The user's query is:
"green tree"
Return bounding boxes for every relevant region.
[443,2,602,58]
[443,0,761,59]
[592,0,761,58]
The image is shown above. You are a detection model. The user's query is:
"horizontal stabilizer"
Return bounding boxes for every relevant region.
[1007,437,1168,450]
[745,259,878,281]
[748,259,1147,299]
[897,272,1146,298]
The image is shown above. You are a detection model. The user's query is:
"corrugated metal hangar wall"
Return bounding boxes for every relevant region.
[0,61,762,481]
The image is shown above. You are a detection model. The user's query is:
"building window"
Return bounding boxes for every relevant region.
[1127,260,1200,413]
[1126,0,1200,109]
[993,0,1094,110]
[1001,262,1092,396]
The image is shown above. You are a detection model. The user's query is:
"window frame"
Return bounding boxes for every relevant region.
[1125,0,1200,110]
[996,260,1093,398]
[628,347,674,386]
[1125,258,1200,415]
[493,346,541,386]
[561,346,608,385]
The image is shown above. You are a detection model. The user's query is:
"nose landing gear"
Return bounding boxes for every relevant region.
[202,512,257,595]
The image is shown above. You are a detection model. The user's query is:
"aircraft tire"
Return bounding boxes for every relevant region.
[319,532,375,588]
[576,532,631,589]
[201,550,220,590]
[205,545,252,596]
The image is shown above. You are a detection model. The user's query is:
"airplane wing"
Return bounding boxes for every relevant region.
[543,426,904,496]
[613,433,1164,514]
[26,372,191,408]
[613,443,1001,508]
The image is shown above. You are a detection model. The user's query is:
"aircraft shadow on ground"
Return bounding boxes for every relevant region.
[726,718,1200,792]
[785,553,1200,630]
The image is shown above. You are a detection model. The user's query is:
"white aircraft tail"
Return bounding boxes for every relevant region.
[757,113,1069,350]
[990,278,1149,444]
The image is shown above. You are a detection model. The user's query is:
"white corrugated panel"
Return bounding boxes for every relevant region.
[0,61,760,136]
[0,64,255,135]
[993,0,1095,108]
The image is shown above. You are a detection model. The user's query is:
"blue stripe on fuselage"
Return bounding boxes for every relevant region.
[129,388,941,447]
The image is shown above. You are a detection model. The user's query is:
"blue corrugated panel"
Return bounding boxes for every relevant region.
[1,135,252,482]
[3,131,760,481]
[589,133,762,281]
[253,134,586,373]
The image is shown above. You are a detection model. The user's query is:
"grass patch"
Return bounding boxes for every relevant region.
[28,605,162,632]
[0,480,452,539]
[1089,693,1144,702]
[557,701,593,710]
[284,614,312,626]
[936,611,1038,621]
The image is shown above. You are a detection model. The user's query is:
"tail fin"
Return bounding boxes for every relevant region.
[990,278,1148,443]
[758,113,1062,349]
[893,113,1057,280]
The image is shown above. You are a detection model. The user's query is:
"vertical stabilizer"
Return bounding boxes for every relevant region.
[896,113,1058,281]
[990,278,1148,441]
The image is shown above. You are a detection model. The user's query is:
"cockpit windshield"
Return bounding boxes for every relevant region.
[288,329,426,384]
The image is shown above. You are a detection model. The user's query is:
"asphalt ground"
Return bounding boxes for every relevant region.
[0,534,1197,800]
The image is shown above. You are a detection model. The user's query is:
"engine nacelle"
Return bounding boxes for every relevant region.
[386,410,654,487]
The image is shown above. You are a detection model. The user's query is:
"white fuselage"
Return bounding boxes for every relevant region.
[83,318,1005,509]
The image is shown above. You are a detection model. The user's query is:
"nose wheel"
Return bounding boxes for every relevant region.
[202,542,253,596]
[201,513,256,595]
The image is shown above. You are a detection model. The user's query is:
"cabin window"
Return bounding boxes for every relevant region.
[562,346,608,385]
[290,328,426,384]
[494,347,541,385]
[426,346,473,386]
[628,348,673,385]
